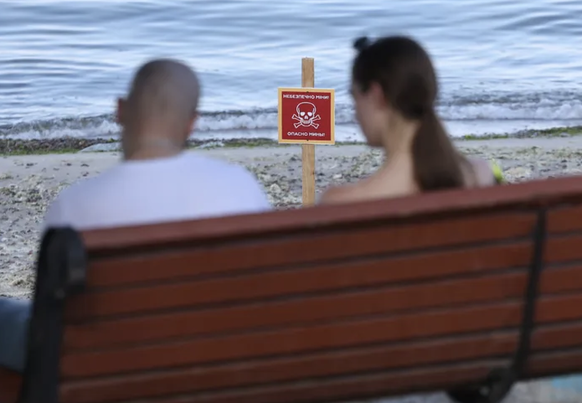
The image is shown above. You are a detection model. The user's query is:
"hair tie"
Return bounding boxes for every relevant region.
[353,36,372,52]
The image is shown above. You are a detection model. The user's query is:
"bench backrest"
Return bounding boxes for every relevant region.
[17,175,582,403]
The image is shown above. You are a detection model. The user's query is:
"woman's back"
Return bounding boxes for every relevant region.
[320,35,500,205]
[321,155,498,205]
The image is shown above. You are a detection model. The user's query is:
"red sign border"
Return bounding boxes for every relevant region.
[277,87,335,145]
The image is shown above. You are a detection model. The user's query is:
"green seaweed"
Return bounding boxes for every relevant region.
[2,125,582,156]
[458,126,582,141]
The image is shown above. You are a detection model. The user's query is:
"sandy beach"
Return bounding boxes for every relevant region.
[2,136,582,402]
[3,136,582,298]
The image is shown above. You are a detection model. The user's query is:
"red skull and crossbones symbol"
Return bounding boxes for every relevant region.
[292,102,321,129]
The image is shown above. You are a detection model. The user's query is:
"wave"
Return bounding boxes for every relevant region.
[2,94,582,139]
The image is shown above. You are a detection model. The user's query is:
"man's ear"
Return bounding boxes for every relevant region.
[116,98,126,125]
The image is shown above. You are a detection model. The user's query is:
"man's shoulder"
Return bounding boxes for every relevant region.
[178,152,271,212]
[55,171,110,199]
[41,173,109,230]
[50,164,125,210]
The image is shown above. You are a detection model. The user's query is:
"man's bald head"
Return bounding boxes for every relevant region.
[118,59,201,158]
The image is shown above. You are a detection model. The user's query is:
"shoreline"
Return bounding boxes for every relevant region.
[1,125,582,156]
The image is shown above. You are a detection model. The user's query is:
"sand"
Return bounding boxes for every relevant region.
[2,137,582,402]
[2,136,582,296]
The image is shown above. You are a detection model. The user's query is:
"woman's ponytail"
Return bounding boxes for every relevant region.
[351,35,471,191]
[412,109,466,191]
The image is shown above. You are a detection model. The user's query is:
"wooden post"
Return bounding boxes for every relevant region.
[301,58,316,206]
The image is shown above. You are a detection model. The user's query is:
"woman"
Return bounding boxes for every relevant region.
[321,36,500,204]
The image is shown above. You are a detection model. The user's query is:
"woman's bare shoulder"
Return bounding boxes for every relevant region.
[319,181,377,205]
[466,156,497,186]
[319,185,352,205]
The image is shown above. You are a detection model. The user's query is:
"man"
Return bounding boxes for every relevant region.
[0,59,271,373]
[44,59,271,229]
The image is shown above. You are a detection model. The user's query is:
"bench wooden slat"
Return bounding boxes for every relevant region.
[61,362,502,403]
[63,264,582,351]
[61,292,582,379]
[64,271,529,349]
[60,303,521,378]
[67,240,533,321]
[63,350,579,403]
[60,334,518,403]
[64,230,582,324]
[0,368,21,403]
[549,204,582,233]
[87,351,575,403]
[547,234,582,262]
[60,322,582,403]
[82,212,536,288]
[126,350,582,403]
[529,347,582,377]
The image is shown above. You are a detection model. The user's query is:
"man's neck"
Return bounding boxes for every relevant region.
[123,137,184,161]
[124,148,182,161]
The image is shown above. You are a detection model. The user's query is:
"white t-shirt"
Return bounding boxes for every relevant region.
[42,152,272,231]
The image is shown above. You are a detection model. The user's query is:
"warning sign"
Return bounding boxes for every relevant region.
[278,88,335,145]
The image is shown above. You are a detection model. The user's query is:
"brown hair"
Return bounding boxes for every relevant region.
[352,36,473,191]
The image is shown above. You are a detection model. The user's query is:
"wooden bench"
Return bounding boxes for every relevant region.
[0,368,21,403]
[4,174,582,403]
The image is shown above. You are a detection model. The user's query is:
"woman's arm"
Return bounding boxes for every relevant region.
[490,160,505,184]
